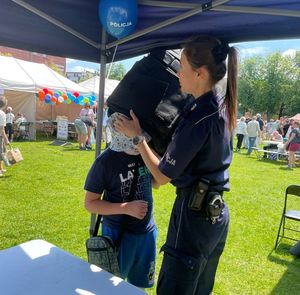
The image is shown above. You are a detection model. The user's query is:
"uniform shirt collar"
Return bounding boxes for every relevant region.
[182,91,217,118]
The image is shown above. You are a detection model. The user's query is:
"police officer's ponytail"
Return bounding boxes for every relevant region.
[224,46,238,134]
[183,36,238,134]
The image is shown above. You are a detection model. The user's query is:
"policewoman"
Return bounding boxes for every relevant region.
[115,36,238,295]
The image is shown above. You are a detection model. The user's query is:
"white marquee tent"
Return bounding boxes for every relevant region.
[79,76,119,100]
[0,55,92,127]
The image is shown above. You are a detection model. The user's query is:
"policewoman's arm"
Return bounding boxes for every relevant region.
[84,190,148,220]
[114,110,170,186]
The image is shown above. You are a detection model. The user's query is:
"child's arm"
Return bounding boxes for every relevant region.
[152,178,160,189]
[85,191,148,220]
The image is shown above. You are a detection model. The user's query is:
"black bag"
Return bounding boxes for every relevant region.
[86,214,120,276]
[86,167,139,275]
[107,50,193,155]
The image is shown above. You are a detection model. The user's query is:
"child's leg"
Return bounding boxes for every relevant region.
[126,228,157,289]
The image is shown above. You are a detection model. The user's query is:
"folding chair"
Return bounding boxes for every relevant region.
[274,185,300,249]
[42,122,55,138]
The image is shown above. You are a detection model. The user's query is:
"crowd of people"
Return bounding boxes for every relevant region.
[235,113,300,168]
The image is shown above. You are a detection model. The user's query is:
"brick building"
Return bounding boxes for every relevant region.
[0,46,66,74]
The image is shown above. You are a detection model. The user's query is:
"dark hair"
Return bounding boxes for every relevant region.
[0,96,7,109]
[183,36,238,134]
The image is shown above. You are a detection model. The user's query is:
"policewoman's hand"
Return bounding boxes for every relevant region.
[124,200,148,219]
[114,110,142,138]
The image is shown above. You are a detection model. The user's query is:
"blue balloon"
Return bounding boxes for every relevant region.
[78,95,84,101]
[54,92,59,98]
[45,96,51,104]
[99,0,137,39]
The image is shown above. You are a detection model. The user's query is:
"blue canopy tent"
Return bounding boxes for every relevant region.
[1,0,300,154]
[1,0,300,231]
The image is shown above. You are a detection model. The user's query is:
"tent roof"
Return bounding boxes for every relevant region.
[0,55,92,95]
[290,113,300,121]
[0,1,300,62]
[79,77,119,99]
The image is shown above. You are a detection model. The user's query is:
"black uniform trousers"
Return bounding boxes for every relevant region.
[157,191,229,295]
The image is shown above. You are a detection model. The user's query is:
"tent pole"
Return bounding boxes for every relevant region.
[89,28,107,236]
[213,6,300,18]
[139,1,300,18]
[95,30,107,158]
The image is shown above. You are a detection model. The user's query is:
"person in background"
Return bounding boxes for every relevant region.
[282,118,290,138]
[14,113,27,140]
[5,106,15,142]
[80,102,96,150]
[285,119,294,139]
[263,130,283,158]
[115,35,238,295]
[102,102,110,148]
[84,112,157,290]
[0,93,10,177]
[243,111,251,149]
[266,119,275,140]
[285,121,300,169]
[256,113,264,147]
[247,116,260,155]
[235,116,247,152]
[74,117,88,151]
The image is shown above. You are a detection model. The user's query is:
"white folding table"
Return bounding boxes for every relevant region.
[0,240,145,295]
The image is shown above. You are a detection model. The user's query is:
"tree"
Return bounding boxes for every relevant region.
[106,63,126,81]
[238,52,300,119]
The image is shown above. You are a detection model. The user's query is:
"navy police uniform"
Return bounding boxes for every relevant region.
[157,91,232,295]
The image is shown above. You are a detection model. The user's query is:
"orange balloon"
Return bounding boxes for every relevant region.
[51,96,57,103]
[48,90,54,96]
[39,90,45,98]
[62,94,68,100]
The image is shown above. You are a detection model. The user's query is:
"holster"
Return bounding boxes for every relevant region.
[188,181,209,211]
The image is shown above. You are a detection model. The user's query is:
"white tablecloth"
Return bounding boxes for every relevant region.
[0,240,145,295]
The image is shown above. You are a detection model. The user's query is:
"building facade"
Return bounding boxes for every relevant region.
[0,46,66,74]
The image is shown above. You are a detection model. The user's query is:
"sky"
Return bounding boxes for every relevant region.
[66,38,300,74]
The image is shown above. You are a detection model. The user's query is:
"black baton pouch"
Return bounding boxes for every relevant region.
[188,181,209,211]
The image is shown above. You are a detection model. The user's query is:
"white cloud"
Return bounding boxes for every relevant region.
[68,66,97,73]
[239,46,269,56]
[66,58,76,64]
[282,49,296,58]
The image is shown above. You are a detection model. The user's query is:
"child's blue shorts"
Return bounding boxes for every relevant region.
[102,224,157,288]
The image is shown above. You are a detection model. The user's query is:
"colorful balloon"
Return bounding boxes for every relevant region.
[38,90,45,101]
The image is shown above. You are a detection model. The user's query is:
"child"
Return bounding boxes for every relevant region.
[84,112,157,289]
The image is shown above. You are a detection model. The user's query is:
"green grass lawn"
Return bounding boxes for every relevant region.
[0,139,300,294]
